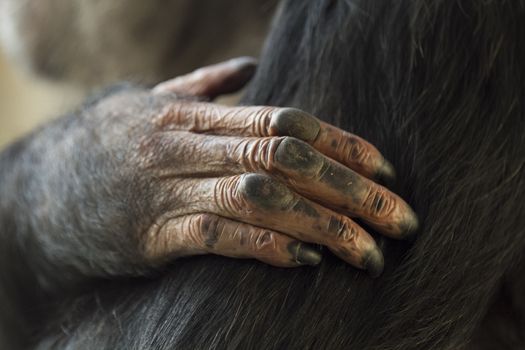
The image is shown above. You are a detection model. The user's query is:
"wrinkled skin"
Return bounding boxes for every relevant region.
[1,58,418,291]
[81,57,417,277]
[0,59,418,349]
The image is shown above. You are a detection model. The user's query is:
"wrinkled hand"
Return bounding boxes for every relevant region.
[88,57,418,277]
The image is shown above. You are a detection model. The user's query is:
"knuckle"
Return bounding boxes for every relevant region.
[344,137,369,163]
[250,106,276,137]
[155,100,214,131]
[360,184,396,218]
[328,215,358,243]
[193,213,223,249]
[215,175,246,215]
[270,108,320,141]
[238,173,296,211]
[239,137,283,172]
[274,136,324,176]
[144,214,202,260]
[251,230,276,251]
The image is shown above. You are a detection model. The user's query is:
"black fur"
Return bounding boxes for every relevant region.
[1,0,525,349]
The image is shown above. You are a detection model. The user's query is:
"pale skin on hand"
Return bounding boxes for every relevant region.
[141,57,419,277]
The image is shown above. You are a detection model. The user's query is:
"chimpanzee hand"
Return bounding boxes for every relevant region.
[86,57,416,277]
[1,58,418,285]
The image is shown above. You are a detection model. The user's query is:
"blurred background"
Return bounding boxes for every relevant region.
[0,49,82,149]
[0,0,277,150]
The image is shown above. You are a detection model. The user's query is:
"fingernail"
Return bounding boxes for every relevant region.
[362,247,384,278]
[376,158,396,184]
[228,56,258,69]
[271,108,321,142]
[288,242,322,266]
[235,59,257,79]
[399,207,420,241]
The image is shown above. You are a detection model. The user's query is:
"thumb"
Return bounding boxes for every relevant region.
[153,57,257,99]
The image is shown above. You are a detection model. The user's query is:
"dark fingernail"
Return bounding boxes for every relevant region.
[376,158,396,184]
[271,108,321,141]
[399,207,419,241]
[363,247,384,278]
[288,241,322,266]
[210,57,258,98]
[235,59,257,81]
[229,56,258,69]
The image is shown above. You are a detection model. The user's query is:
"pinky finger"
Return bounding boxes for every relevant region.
[144,213,322,268]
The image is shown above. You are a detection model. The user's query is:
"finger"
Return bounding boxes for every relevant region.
[311,120,396,182]
[255,137,418,239]
[152,57,257,99]
[143,213,322,268]
[153,102,393,181]
[174,174,384,276]
[146,132,417,238]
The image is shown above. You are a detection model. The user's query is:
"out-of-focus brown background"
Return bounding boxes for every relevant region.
[0,49,83,149]
[0,0,276,151]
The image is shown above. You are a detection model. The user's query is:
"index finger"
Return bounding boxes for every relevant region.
[265,108,395,182]
[152,102,394,181]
